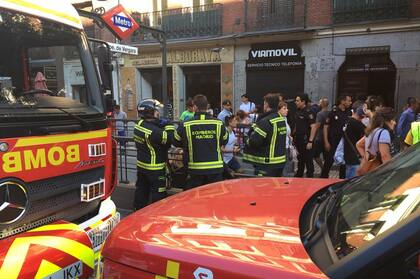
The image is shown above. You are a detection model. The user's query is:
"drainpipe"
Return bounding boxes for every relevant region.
[303,0,307,29]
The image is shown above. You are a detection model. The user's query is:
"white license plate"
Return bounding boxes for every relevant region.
[44,261,83,279]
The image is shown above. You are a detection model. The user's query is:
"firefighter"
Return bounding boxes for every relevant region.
[243,93,287,177]
[293,94,317,178]
[174,94,228,189]
[133,99,175,210]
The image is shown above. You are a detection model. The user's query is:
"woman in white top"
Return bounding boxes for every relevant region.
[222,115,241,172]
[356,107,397,170]
[279,101,294,177]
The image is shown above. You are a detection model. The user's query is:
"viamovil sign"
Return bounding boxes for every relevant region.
[102,5,139,40]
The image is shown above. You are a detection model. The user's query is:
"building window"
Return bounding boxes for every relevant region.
[333,0,410,24]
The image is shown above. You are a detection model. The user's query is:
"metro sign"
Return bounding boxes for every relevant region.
[101,5,139,40]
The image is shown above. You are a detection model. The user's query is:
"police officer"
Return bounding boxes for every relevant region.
[133,99,175,210]
[174,94,228,189]
[293,94,317,178]
[243,93,287,177]
[321,94,352,178]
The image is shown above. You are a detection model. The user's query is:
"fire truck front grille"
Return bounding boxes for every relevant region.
[0,167,105,239]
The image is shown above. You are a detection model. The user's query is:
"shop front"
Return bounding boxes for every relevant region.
[123,46,234,119]
[246,42,305,106]
[338,46,396,107]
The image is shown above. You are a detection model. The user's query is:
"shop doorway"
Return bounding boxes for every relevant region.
[139,67,173,117]
[246,69,304,106]
[338,47,396,107]
[183,65,221,116]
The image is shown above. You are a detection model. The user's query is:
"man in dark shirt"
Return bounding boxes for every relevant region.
[314,98,329,169]
[293,94,317,178]
[321,94,352,178]
[344,105,366,179]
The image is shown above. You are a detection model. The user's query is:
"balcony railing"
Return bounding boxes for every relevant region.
[245,0,304,32]
[131,4,222,42]
[333,0,410,24]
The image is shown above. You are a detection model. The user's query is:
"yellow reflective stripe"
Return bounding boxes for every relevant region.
[135,125,152,135]
[254,127,267,138]
[0,236,94,278]
[145,135,156,164]
[29,223,83,232]
[155,260,180,279]
[35,260,61,279]
[183,120,222,126]
[200,115,206,120]
[174,131,181,141]
[186,126,193,163]
[243,154,286,164]
[4,0,82,26]
[137,161,166,170]
[166,260,180,279]
[162,131,168,145]
[270,115,285,123]
[158,187,167,193]
[216,123,222,162]
[164,125,175,130]
[15,129,107,147]
[188,161,223,169]
[270,122,277,159]
[133,134,143,142]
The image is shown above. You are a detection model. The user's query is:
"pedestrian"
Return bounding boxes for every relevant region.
[174,94,228,189]
[293,94,317,178]
[396,97,418,141]
[313,98,329,169]
[179,99,195,122]
[133,99,175,210]
[356,107,397,175]
[243,93,287,177]
[113,104,127,151]
[222,115,242,173]
[278,101,294,177]
[404,104,420,146]
[344,105,366,178]
[217,99,233,121]
[321,94,352,179]
[239,94,256,116]
[363,95,384,126]
[113,104,127,137]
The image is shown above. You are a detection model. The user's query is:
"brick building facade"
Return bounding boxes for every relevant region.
[107,0,420,118]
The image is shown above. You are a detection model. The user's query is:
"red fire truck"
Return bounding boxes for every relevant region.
[0,1,119,278]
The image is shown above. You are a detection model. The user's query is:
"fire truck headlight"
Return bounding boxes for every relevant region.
[0,142,9,152]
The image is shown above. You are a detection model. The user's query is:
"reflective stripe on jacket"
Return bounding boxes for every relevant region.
[175,112,228,175]
[243,111,287,169]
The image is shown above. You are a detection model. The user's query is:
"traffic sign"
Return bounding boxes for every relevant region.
[101,5,139,40]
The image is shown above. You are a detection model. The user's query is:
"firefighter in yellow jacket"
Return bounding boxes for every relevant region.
[243,93,287,177]
[174,95,229,189]
[133,99,175,210]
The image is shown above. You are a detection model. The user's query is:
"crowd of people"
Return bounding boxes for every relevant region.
[126,92,420,210]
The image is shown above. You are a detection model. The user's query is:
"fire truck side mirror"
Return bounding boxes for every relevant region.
[98,44,113,91]
[97,44,114,113]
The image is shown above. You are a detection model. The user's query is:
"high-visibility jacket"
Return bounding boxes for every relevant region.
[175,112,228,175]
[405,121,420,146]
[243,111,287,169]
[134,118,175,171]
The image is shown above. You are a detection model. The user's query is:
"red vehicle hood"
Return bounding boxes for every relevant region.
[103,178,339,278]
